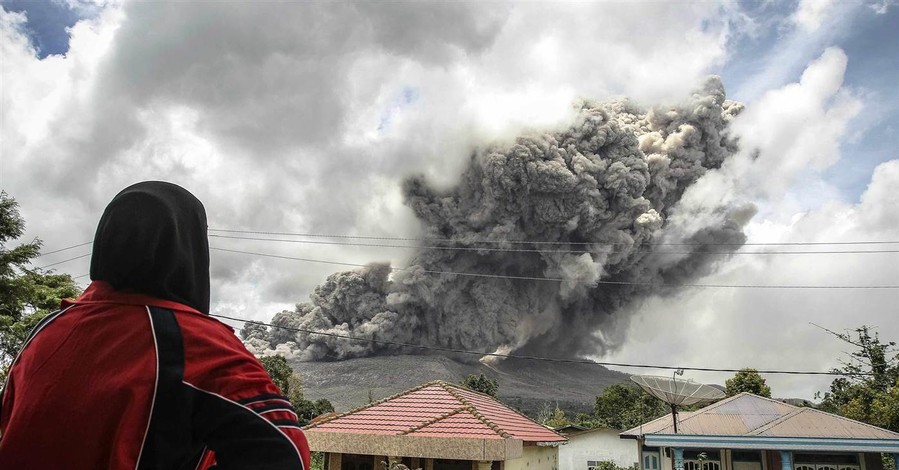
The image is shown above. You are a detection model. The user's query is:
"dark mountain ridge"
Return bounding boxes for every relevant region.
[292,354,629,418]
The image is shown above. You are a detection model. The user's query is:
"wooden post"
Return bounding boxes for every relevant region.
[328,453,343,470]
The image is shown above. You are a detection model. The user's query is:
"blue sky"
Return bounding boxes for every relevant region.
[825,6,899,199]
[0,0,93,58]
[716,1,899,202]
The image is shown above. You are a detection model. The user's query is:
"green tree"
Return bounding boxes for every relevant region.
[574,412,601,429]
[310,452,326,470]
[725,368,772,398]
[1,192,80,375]
[817,325,898,432]
[294,398,335,426]
[460,373,498,397]
[260,355,294,393]
[594,383,668,430]
[593,462,637,470]
[259,355,334,426]
[542,404,571,429]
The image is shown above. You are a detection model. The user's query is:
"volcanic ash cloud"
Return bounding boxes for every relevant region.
[244,77,753,362]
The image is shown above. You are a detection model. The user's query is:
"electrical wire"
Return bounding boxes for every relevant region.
[36,252,91,270]
[208,228,899,247]
[210,313,862,376]
[211,247,899,289]
[36,241,93,257]
[209,233,899,255]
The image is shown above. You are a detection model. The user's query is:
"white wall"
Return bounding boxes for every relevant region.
[559,429,640,470]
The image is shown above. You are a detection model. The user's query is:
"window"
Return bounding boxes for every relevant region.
[643,451,661,470]
[794,453,860,470]
[588,460,600,470]
[683,450,719,470]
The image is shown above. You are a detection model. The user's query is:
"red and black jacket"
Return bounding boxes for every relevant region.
[0,281,311,469]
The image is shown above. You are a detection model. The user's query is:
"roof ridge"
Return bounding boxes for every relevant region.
[304,380,443,429]
[439,382,511,438]
[782,406,899,438]
[451,381,568,433]
[624,393,794,436]
[400,406,467,435]
[672,393,797,430]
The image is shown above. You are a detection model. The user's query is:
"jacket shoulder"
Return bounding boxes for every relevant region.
[175,312,278,401]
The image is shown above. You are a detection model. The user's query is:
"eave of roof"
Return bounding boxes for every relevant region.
[620,392,899,450]
[305,380,566,445]
[642,434,899,453]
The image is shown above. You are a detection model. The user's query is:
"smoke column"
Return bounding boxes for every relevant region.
[243,77,753,361]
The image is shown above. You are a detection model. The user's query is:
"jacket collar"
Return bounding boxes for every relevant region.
[64,280,206,316]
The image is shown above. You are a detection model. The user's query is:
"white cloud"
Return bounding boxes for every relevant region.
[734,47,862,198]
[1,1,733,323]
[792,0,839,32]
[677,47,861,221]
[868,0,896,14]
[606,45,896,399]
[607,158,899,399]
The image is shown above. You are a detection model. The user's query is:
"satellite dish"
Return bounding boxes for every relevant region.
[630,374,725,433]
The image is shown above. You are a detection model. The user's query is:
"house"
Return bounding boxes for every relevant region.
[303,380,568,470]
[555,426,640,470]
[620,393,899,470]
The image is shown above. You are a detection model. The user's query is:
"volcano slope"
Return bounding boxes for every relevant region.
[292,354,628,418]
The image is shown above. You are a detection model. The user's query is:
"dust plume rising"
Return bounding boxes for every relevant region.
[243,77,753,361]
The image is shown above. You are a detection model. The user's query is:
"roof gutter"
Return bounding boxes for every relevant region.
[644,434,899,453]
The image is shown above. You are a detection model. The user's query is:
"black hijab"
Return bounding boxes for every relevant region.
[90,181,210,313]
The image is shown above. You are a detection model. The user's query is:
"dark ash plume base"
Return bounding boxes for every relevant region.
[243,77,753,362]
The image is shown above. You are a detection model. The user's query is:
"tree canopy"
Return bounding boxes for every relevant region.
[460,373,499,397]
[725,368,772,398]
[1,192,81,373]
[594,383,668,430]
[536,403,571,429]
[260,355,295,395]
[817,325,898,433]
[259,354,334,426]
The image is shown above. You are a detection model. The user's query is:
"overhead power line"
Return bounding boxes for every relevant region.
[209,228,899,248]
[210,233,899,255]
[34,233,899,260]
[210,313,860,376]
[211,246,899,289]
[37,241,93,257]
[36,252,91,270]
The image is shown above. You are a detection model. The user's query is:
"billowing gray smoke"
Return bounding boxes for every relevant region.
[243,77,753,361]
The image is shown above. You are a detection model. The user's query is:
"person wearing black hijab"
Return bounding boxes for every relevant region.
[91,181,211,313]
[0,181,311,470]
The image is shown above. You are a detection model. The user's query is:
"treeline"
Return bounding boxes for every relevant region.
[459,327,898,435]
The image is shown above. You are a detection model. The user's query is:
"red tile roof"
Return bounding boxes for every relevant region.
[305,381,566,444]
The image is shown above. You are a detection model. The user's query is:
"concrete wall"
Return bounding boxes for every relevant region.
[308,431,522,461]
[506,446,560,470]
[559,429,640,470]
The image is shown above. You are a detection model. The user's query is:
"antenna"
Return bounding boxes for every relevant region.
[630,375,725,433]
